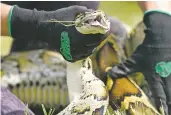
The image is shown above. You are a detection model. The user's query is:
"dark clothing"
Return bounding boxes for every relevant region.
[144,72,171,115]
[2,1,100,11]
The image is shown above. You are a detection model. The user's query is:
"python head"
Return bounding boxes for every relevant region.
[75,10,110,34]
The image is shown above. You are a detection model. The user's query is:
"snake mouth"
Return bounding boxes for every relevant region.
[75,10,110,34]
[84,14,109,30]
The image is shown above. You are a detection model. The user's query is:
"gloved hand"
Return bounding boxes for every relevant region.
[9,5,105,62]
[107,11,171,79]
[107,11,171,115]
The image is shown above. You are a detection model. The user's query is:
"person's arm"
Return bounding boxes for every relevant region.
[138,1,171,13]
[107,2,171,114]
[107,0,171,82]
[0,3,108,62]
[1,3,12,36]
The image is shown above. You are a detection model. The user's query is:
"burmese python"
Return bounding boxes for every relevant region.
[57,10,160,115]
[1,10,161,115]
[43,10,110,35]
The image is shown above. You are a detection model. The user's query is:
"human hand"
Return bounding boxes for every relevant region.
[9,5,108,62]
[107,11,171,79]
[106,11,171,115]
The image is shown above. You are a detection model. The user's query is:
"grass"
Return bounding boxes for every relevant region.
[25,104,29,115]
[25,104,55,115]
[41,104,55,115]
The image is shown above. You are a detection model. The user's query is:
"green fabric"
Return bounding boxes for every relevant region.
[8,5,16,38]
[144,10,171,17]
[60,31,73,61]
[155,61,171,78]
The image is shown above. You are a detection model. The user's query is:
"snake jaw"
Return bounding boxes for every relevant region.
[89,15,109,29]
[75,10,110,34]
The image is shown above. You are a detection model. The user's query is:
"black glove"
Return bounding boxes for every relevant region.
[9,5,105,62]
[107,11,171,115]
[108,11,171,79]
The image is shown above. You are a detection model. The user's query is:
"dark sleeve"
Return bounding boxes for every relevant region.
[2,1,100,11]
[27,1,100,11]
[1,1,33,9]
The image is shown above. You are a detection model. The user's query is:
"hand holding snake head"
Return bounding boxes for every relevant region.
[10,5,114,62]
[37,7,112,62]
[43,9,112,62]
[75,10,110,34]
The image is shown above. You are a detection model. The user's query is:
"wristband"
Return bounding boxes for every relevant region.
[8,5,16,38]
[144,9,171,16]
